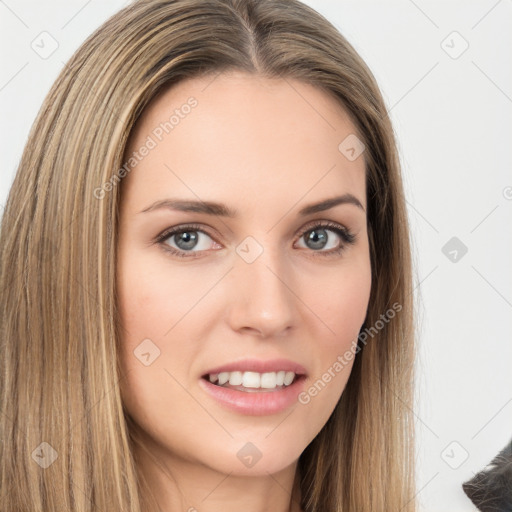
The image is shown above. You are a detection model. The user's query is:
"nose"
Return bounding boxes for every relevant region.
[226,245,296,338]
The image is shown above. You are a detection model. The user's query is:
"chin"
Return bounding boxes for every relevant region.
[192,436,305,477]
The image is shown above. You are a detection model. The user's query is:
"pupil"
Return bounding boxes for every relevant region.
[176,231,198,250]
[306,229,327,250]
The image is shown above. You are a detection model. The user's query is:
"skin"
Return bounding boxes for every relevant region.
[116,71,372,512]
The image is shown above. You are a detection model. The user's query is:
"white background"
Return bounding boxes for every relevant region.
[1,1,511,511]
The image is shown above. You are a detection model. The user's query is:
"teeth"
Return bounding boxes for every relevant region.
[283,371,295,385]
[260,372,276,389]
[218,372,229,385]
[207,371,297,389]
[228,371,243,386]
[242,371,260,388]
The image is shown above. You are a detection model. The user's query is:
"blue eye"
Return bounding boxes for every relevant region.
[155,221,356,259]
[299,226,346,251]
[157,224,216,257]
[295,221,356,256]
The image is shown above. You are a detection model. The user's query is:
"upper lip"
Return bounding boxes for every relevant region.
[202,358,307,377]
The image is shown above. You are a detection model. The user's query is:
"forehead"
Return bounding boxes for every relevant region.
[121,71,366,216]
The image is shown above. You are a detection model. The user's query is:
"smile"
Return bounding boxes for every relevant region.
[206,370,297,392]
[199,359,307,415]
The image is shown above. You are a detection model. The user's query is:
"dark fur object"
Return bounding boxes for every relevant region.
[463,439,512,512]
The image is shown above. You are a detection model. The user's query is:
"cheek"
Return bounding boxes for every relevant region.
[116,257,207,454]
[300,257,371,407]
[116,247,212,345]
[308,257,372,347]
[116,249,195,414]
[330,271,371,343]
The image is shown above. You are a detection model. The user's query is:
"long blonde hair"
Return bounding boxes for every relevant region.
[0,0,415,510]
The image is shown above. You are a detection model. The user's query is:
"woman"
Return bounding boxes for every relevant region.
[0,0,415,510]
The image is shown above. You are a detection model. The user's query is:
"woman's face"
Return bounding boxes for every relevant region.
[116,71,371,477]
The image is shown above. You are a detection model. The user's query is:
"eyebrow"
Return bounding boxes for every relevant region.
[138,193,365,217]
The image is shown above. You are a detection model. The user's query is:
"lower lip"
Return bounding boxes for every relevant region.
[198,376,306,415]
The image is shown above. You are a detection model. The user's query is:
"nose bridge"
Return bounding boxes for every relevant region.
[228,235,296,336]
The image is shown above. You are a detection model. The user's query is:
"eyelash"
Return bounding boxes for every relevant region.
[154,221,356,259]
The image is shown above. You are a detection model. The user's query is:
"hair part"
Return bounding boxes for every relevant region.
[0,0,415,510]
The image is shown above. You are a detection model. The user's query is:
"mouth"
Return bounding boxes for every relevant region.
[202,370,303,393]
[198,359,308,415]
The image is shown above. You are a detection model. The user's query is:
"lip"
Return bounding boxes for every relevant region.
[199,358,307,416]
[202,358,307,377]
[199,375,306,416]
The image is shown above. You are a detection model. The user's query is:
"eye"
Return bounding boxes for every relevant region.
[295,221,356,256]
[155,221,356,259]
[156,223,220,258]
